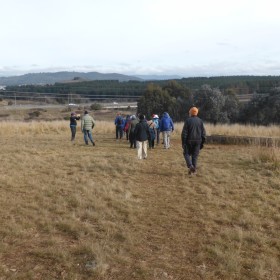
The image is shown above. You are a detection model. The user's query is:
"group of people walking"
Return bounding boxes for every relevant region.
[114,111,174,152]
[70,106,206,175]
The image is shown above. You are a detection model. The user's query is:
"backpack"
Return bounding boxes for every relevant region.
[124,121,130,132]
[153,119,159,129]
[117,117,122,126]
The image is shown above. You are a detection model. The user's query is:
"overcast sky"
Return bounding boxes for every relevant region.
[1,0,280,77]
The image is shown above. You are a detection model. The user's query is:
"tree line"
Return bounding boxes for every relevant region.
[137,81,280,125]
[2,76,280,124]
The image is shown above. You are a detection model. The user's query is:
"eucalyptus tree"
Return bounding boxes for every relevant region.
[194,85,240,123]
[137,83,176,119]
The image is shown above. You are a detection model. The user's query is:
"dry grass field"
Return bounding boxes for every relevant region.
[0,115,279,279]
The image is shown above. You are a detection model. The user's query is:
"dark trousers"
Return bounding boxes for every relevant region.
[116,125,123,139]
[149,139,155,148]
[129,131,136,148]
[70,125,76,141]
[183,142,201,169]
[156,129,160,144]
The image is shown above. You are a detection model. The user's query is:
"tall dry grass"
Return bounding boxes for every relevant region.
[175,122,280,137]
[0,120,279,279]
[1,120,280,137]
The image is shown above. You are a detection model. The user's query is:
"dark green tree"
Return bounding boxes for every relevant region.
[137,84,176,119]
[194,85,240,123]
[163,80,194,120]
[239,90,280,124]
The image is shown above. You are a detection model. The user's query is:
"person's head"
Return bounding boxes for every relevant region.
[131,115,136,120]
[84,110,88,115]
[189,107,199,116]
[71,112,75,116]
[152,114,159,119]
[139,114,145,120]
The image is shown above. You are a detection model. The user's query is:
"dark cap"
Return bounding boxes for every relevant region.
[139,114,145,120]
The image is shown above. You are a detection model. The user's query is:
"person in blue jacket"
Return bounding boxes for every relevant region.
[114,112,124,140]
[160,112,174,149]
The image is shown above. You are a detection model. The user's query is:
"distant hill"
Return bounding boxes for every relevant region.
[0,71,142,86]
[135,74,182,80]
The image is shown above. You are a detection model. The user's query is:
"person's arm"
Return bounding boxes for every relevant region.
[200,122,206,149]
[146,123,151,140]
[171,119,174,131]
[81,118,84,132]
[134,123,139,138]
[181,121,188,148]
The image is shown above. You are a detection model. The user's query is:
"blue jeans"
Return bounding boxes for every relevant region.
[70,125,76,141]
[183,142,201,169]
[83,129,94,144]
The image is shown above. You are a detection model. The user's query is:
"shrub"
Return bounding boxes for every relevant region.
[29,111,41,118]
[90,103,102,110]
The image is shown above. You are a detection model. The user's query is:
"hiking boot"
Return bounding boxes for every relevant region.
[92,142,95,146]
[191,166,197,175]
[188,166,196,175]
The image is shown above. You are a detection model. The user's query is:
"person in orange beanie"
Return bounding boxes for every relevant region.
[181,106,206,175]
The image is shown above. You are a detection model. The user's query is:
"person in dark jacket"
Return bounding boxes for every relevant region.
[69,112,80,141]
[181,107,206,175]
[128,115,138,148]
[134,114,150,159]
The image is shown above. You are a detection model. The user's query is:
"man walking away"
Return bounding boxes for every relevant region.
[81,111,96,146]
[134,114,150,160]
[181,107,206,175]
[160,112,174,149]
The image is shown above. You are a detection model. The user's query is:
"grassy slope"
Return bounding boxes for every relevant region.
[0,123,279,280]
